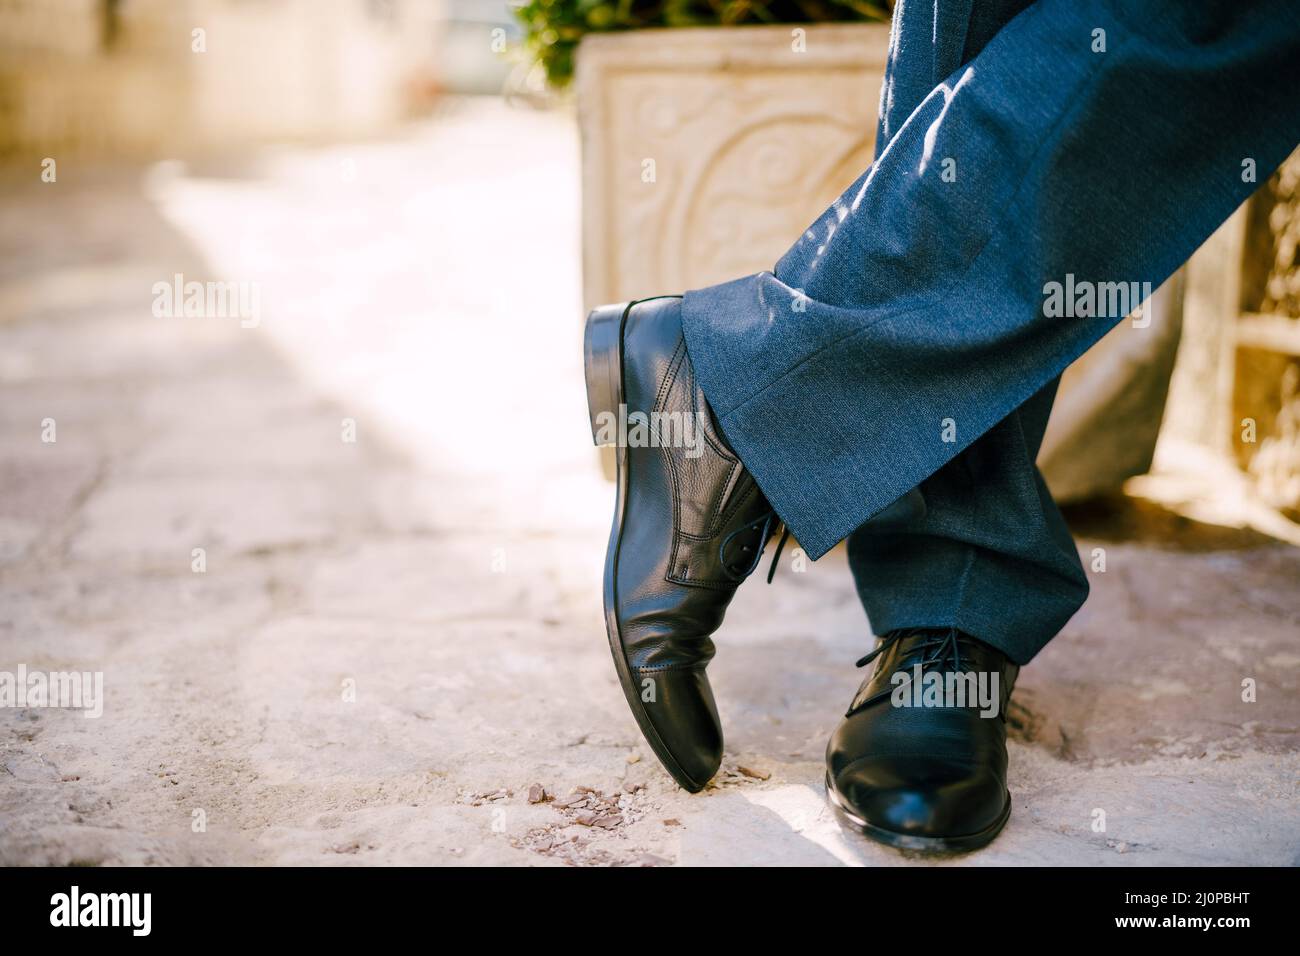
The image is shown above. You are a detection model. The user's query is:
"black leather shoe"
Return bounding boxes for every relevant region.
[584,297,923,792]
[825,627,1019,852]
[583,296,776,791]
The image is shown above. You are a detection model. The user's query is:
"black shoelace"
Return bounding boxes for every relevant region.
[718,510,790,583]
[855,627,981,674]
[848,627,986,716]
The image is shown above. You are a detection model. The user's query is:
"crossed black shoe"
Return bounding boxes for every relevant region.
[826,627,1019,852]
[583,296,923,792]
[582,296,780,791]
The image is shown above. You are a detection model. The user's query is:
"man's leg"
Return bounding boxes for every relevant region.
[809,0,1081,850]
[584,0,1300,806]
[673,0,1299,845]
[848,0,1086,664]
[848,379,1083,663]
[681,0,1300,600]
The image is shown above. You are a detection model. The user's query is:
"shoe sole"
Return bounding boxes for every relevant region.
[584,297,708,793]
[824,770,1011,853]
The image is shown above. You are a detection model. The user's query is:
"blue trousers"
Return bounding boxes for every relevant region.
[680,0,1300,663]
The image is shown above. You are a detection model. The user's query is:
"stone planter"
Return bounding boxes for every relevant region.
[575,23,1182,503]
[576,23,891,309]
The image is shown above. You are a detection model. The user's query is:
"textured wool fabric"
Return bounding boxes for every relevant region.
[681,0,1300,661]
[851,0,1080,662]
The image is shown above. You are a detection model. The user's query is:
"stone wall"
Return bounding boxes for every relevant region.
[0,0,442,160]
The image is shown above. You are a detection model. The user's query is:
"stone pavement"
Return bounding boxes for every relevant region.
[1,99,1297,866]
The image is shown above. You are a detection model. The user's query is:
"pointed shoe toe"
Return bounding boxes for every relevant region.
[634,666,724,791]
[826,755,1010,851]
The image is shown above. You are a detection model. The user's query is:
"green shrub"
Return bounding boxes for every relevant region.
[513,0,892,87]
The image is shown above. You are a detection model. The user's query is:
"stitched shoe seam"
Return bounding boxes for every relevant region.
[632,663,708,675]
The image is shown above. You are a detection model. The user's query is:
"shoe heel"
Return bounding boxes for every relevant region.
[583,302,628,446]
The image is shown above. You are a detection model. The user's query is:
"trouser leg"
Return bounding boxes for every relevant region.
[681,0,1300,592]
[847,377,1086,662]
[848,0,1084,662]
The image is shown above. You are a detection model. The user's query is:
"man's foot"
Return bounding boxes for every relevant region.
[825,627,1019,852]
[583,297,783,791]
